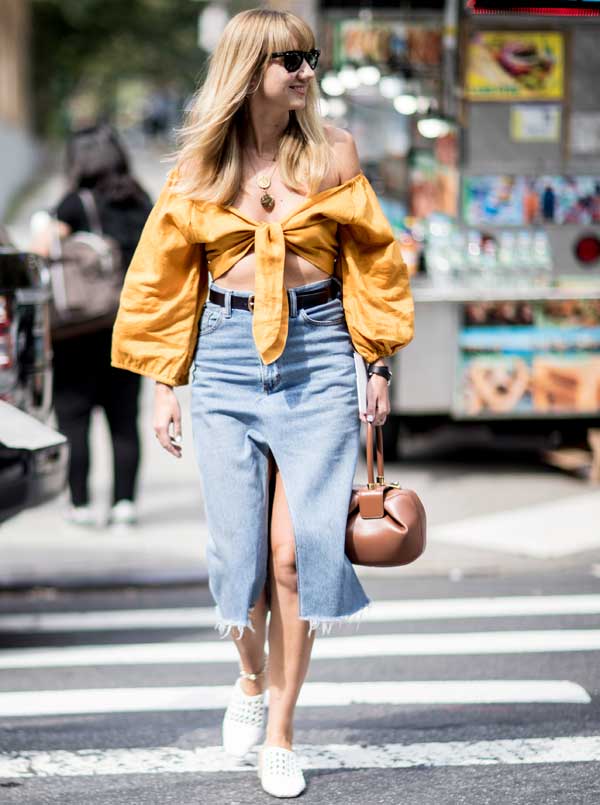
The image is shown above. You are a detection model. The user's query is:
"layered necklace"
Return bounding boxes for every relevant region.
[249,147,279,212]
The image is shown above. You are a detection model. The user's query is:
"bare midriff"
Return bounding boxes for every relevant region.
[213,167,341,291]
[212,248,331,290]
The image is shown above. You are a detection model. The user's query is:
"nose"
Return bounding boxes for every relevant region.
[297,59,315,80]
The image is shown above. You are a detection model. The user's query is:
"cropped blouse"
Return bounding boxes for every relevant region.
[111,169,414,386]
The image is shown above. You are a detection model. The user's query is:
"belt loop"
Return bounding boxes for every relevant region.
[224,290,233,318]
[288,287,298,318]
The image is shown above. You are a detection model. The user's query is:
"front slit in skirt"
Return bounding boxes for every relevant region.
[190,277,370,638]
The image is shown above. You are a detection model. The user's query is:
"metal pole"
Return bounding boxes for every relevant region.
[442,0,459,118]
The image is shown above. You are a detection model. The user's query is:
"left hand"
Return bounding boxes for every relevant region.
[360,374,390,426]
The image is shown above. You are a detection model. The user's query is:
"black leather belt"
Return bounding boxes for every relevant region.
[208,282,337,314]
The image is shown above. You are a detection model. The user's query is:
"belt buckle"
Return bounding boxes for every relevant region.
[247,295,255,313]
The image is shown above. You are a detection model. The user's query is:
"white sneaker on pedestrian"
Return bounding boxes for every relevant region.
[109,500,137,532]
[222,677,266,758]
[65,504,97,528]
[258,745,306,798]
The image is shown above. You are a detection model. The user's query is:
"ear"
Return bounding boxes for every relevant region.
[248,70,262,94]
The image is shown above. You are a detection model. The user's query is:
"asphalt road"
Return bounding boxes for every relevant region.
[0,571,599,805]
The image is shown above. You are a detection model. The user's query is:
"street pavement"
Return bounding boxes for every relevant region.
[0,572,599,804]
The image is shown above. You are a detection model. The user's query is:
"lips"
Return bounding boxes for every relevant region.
[290,85,306,94]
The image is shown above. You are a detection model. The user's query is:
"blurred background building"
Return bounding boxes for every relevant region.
[0,0,36,220]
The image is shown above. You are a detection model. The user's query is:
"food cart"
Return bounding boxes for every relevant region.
[318,1,600,467]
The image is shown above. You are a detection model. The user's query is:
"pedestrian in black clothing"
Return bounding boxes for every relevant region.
[33,124,153,528]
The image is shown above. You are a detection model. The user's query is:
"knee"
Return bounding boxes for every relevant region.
[270,542,298,593]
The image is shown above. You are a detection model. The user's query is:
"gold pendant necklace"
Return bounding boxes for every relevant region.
[251,150,279,212]
[257,164,277,212]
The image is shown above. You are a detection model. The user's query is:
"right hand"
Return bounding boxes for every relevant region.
[153,382,182,458]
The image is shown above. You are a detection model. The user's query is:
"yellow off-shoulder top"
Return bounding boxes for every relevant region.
[111,170,414,386]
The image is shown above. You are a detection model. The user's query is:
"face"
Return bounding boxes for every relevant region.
[255,48,317,111]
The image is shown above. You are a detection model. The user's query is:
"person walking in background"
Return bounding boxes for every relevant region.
[32,124,153,529]
[112,8,413,798]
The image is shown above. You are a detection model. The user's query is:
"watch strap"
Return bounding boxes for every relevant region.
[367,365,392,384]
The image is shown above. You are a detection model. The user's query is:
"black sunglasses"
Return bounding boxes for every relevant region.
[270,49,320,73]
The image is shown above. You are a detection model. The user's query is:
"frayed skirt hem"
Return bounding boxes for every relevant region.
[303,599,372,636]
[213,600,372,640]
[214,606,256,641]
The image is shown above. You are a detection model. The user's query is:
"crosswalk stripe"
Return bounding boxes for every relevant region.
[3,594,600,632]
[1,630,600,669]
[0,680,588,718]
[1,735,599,777]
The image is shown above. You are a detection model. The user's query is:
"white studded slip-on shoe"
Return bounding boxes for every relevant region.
[257,746,306,798]
[222,678,265,758]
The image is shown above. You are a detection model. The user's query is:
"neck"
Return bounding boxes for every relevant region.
[245,101,289,159]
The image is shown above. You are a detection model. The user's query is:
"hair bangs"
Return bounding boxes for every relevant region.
[266,13,315,54]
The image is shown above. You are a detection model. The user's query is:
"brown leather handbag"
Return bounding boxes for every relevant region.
[346,422,426,566]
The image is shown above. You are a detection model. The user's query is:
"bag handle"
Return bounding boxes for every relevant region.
[78,189,103,236]
[366,421,385,488]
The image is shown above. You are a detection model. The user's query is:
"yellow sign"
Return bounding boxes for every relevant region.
[466,31,564,101]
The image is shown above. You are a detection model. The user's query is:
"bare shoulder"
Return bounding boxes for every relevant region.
[324,124,362,184]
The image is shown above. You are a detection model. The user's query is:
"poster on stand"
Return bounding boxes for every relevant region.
[510,105,561,142]
[462,175,526,226]
[334,20,442,68]
[570,113,600,156]
[466,31,564,101]
[410,138,459,219]
[463,175,600,225]
[534,176,600,224]
[455,300,600,417]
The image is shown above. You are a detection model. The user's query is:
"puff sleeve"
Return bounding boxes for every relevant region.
[111,170,208,386]
[336,176,414,364]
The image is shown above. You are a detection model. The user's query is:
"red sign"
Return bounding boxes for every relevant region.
[467,0,600,15]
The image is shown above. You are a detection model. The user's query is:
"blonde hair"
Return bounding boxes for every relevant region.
[172,7,334,206]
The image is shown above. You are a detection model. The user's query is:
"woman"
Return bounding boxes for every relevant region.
[112,8,413,798]
[34,124,153,528]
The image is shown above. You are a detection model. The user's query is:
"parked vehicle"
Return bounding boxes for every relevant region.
[0,229,68,523]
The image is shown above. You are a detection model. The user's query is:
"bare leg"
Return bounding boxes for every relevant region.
[228,589,268,694]
[228,454,274,695]
[265,460,316,749]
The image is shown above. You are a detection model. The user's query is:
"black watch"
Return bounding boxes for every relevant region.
[367,364,392,385]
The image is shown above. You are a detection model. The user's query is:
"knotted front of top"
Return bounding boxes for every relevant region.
[205,209,340,366]
[253,221,288,365]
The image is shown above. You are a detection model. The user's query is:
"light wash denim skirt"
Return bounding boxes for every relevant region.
[190,277,370,638]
